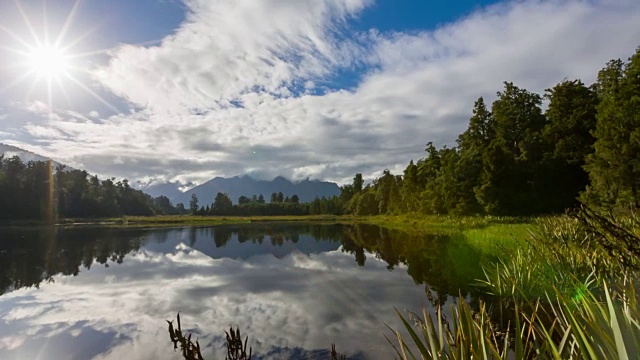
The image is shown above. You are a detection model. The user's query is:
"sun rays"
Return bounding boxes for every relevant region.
[0,0,119,119]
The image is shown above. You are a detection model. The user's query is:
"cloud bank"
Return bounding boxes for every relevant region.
[6,0,640,185]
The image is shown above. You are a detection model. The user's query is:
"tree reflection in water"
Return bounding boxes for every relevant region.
[0,223,492,359]
[1,223,489,301]
[0,226,147,295]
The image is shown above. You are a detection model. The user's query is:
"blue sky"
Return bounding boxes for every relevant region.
[353,0,502,32]
[0,0,639,186]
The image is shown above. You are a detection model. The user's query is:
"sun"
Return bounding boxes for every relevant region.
[28,44,69,79]
[0,0,119,115]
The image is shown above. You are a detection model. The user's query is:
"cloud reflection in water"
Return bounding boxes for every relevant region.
[0,225,440,360]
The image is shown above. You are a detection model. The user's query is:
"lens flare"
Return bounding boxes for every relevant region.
[0,0,120,116]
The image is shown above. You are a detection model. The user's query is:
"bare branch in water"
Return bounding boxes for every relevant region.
[167,313,348,359]
[166,313,204,360]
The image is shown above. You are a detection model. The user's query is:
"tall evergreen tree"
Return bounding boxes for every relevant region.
[353,173,364,193]
[543,79,598,211]
[456,97,494,214]
[476,82,546,215]
[584,50,640,210]
[402,160,419,212]
[189,194,199,215]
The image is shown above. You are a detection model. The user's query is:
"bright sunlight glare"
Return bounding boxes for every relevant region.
[0,0,121,116]
[28,44,69,79]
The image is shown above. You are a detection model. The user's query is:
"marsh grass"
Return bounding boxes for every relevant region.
[389,210,640,359]
[53,214,352,228]
[366,214,530,233]
[459,223,531,252]
[390,279,640,359]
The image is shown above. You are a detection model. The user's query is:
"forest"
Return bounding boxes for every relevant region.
[0,46,638,220]
[339,46,639,216]
[0,159,168,219]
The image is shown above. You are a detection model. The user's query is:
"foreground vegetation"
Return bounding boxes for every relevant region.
[389,209,640,359]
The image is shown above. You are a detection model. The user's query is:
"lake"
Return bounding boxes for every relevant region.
[0,223,490,359]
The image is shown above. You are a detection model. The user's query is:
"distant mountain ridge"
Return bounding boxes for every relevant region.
[0,143,66,169]
[1,143,341,204]
[149,175,341,205]
[1,143,50,163]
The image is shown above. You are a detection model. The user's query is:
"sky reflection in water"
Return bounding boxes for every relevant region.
[0,224,481,359]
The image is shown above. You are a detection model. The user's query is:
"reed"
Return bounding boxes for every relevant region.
[390,278,640,359]
[388,208,640,359]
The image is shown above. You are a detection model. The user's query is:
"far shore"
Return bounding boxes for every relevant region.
[0,214,533,232]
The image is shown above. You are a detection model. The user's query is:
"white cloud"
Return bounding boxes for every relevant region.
[93,0,371,115]
[13,0,640,184]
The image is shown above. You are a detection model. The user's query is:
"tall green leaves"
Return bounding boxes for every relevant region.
[390,281,640,360]
[389,213,640,359]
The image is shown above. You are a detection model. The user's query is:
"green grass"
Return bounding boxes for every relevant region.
[56,214,535,259]
[459,223,532,252]
[365,213,530,230]
[388,212,640,359]
[57,214,358,228]
[362,214,533,258]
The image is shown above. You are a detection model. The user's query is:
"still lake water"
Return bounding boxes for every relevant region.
[0,223,490,359]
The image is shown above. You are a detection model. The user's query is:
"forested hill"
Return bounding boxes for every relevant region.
[173,175,341,205]
[0,143,64,168]
[336,46,640,216]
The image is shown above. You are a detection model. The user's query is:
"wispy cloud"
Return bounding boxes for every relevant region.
[8,0,640,184]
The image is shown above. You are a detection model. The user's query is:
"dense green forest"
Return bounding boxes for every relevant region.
[1,46,638,220]
[195,45,639,218]
[0,159,178,220]
[338,46,640,216]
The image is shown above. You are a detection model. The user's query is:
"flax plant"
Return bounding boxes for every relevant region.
[388,209,640,359]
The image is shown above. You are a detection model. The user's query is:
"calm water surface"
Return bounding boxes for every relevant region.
[0,223,490,359]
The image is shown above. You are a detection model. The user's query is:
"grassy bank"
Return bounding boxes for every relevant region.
[389,211,640,359]
[363,214,534,252]
[106,214,350,227]
[4,212,534,229]
[3,214,536,252]
[0,214,360,228]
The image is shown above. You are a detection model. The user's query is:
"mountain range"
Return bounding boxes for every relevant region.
[1,143,342,205]
[143,175,341,205]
